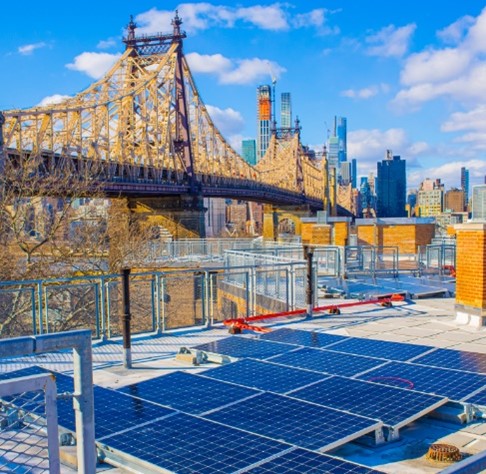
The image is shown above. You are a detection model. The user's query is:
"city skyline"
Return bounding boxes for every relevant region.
[1,1,485,190]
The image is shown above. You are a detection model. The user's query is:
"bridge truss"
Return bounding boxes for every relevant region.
[1,13,325,209]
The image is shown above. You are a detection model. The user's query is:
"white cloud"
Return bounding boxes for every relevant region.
[97,38,117,49]
[400,48,471,86]
[348,128,409,163]
[220,58,285,85]
[236,5,288,30]
[18,42,46,55]
[441,105,486,132]
[437,15,475,44]
[135,4,332,34]
[187,52,285,85]
[186,52,232,74]
[37,94,71,107]
[366,24,416,58]
[341,83,389,99]
[206,105,245,136]
[66,52,121,79]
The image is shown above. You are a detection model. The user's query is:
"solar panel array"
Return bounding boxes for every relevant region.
[288,376,447,428]
[412,348,486,374]
[193,336,296,360]
[119,370,259,415]
[204,392,382,451]
[201,358,327,393]
[357,361,486,401]
[270,347,386,377]
[241,447,384,473]
[260,327,347,348]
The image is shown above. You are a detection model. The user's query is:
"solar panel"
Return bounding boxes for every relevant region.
[99,412,290,474]
[412,348,486,374]
[464,389,486,407]
[289,376,447,429]
[328,337,433,361]
[118,370,259,415]
[241,447,385,473]
[269,347,386,377]
[200,358,328,394]
[259,327,348,348]
[357,361,486,401]
[0,366,175,439]
[193,335,296,360]
[204,392,382,452]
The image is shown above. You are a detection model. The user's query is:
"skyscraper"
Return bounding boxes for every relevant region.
[472,185,486,221]
[280,92,292,129]
[242,139,257,165]
[351,158,357,189]
[461,167,470,210]
[376,150,407,217]
[335,116,347,164]
[257,85,272,159]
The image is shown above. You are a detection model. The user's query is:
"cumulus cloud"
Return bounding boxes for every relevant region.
[186,52,232,74]
[187,52,285,85]
[437,15,475,44]
[220,58,285,85]
[341,83,389,99]
[66,52,121,79]
[18,42,46,55]
[206,105,245,136]
[348,128,409,160]
[37,94,71,107]
[366,24,416,58]
[393,6,486,113]
[135,3,333,34]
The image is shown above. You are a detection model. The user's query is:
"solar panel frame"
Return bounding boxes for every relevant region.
[411,348,486,374]
[288,375,448,429]
[268,347,387,377]
[239,447,385,473]
[192,335,298,360]
[259,327,349,348]
[327,337,434,362]
[357,361,486,401]
[118,370,260,415]
[200,358,329,394]
[98,412,291,474]
[204,391,382,452]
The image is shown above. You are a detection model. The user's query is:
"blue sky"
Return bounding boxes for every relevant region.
[1,1,485,191]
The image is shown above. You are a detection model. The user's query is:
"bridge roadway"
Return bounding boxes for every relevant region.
[4,148,325,210]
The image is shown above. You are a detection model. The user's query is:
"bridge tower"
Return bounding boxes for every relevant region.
[122,12,206,237]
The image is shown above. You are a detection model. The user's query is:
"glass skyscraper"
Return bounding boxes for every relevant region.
[376,150,407,217]
[461,167,470,209]
[280,92,292,129]
[335,116,347,164]
[242,139,257,165]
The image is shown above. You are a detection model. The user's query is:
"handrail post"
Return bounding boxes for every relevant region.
[304,245,314,318]
[121,268,132,368]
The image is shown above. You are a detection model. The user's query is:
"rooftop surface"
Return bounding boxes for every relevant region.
[2,296,486,473]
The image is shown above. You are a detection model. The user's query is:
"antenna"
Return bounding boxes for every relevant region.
[266,61,277,130]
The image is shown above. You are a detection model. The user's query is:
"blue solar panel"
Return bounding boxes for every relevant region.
[357,361,486,401]
[289,376,447,428]
[242,448,385,473]
[328,337,433,361]
[118,370,259,414]
[193,335,296,360]
[259,328,348,348]
[100,413,289,474]
[464,389,486,406]
[204,392,381,451]
[201,358,328,394]
[270,347,386,377]
[412,348,486,374]
[0,366,175,439]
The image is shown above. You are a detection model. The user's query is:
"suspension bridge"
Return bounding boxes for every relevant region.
[0,13,329,236]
